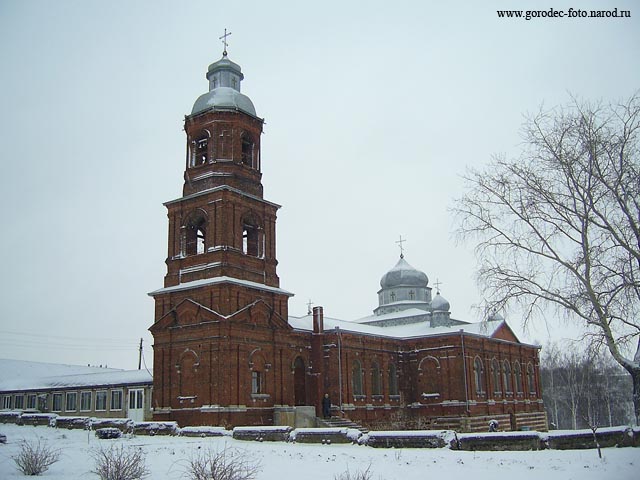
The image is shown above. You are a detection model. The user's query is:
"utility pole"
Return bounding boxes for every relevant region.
[138,338,143,370]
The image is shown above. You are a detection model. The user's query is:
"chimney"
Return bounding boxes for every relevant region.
[312,306,324,333]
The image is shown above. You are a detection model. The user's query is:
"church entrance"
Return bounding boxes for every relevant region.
[293,357,306,406]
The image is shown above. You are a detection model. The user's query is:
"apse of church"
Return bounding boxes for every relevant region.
[148,43,547,431]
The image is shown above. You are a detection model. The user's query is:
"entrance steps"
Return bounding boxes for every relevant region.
[318,415,369,434]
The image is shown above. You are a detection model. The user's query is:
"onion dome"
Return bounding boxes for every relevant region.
[380,256,429,289]
[191,52,257,117]
[431,292,450,312]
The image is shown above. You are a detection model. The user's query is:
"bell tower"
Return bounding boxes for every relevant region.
[150,46,291,320]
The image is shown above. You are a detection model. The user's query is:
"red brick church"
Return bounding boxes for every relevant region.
[149,46,547,432]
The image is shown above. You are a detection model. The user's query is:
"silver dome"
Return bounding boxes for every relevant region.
[430,292,450,312]
[380,257,429,289]
[191,87,256,116]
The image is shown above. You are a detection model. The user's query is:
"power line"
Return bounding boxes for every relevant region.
[0,329,135,344]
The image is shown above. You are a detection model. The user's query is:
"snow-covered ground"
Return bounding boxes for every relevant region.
[0,424,637,479]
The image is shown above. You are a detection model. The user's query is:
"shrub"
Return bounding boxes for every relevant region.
[182,446,261,480]
[95,428,123,440]
[12,439,61,476]
[91,444,149,480]
[334,465,373,480]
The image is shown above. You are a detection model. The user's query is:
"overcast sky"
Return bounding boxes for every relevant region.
[1,0,638,370]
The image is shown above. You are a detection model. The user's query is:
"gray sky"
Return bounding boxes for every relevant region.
[1,0,638,369]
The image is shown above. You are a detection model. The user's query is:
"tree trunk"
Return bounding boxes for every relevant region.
[626,367,640,426]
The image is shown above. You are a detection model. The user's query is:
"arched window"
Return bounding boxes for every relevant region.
[371,362,382,396]
[241,133,254,167]
[503,360,512,393]
[352,360,363,396]
[176,349,200,399]
[183,211,207,256]
[473,357,485,394]
[388,363,399,396]
[527,363,536,395]
[249,351,266,396]
[491,358,501,396]
[293,357,306,406]
[514,361,523,393]
[191,130,211,166]
[418,356,440,400]
[242,215,263,257]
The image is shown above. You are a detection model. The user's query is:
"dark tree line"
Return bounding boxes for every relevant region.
[540,343,634,429]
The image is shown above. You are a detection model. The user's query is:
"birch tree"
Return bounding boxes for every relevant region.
[454,94,640,423]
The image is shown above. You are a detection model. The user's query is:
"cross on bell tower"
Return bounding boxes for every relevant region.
[396,235,406,258]
[219,28,232,56]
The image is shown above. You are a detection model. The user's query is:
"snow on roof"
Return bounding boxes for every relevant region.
[354,308,432,324]
[149,275,293,297]
[288,314,505,340]
[0,359,152,392]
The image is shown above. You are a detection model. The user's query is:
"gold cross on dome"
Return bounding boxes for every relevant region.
[434,278,443,294]
[396,235,406,258]
[219,28,232,55]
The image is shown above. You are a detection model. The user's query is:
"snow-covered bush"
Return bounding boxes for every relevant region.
[334,465,373,480]
[182,446,261,480]
[132,421,178,436]
[179,426,229,437]
[91,444,149,480]
[95,428,123,440]
[12,439,61,476]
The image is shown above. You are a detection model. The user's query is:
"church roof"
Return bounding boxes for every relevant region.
[191,52,257,117]
[379,256,428,289]
[148,275,294,297]
[431,291,451,312]
[288,314,523,343]
[191,87,256,117]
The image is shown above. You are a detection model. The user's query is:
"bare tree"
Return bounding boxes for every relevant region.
[454,93,640,423]
[541,345,633,429]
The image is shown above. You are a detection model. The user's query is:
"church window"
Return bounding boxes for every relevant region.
[491,358,502,396]
[65,392,77,412]
[184,212,207,256]
[191,131,211,167]
[14,394,24,409]
[110,390,123,411]
[514,362,523,393]
[371,362,382,396]
[473,357,485,394]
[418,356,440,400]
[390,292,396,302]
[52,393,62,412]
[95,391,107,411]
[388,363,399,396]
[242,215,263,257]
[251,371,264,394]
[26,394,36,409]
[502,361,512,393]
[241,134,254,167]
[527,363,536,395]
[352,360,363,396]
[409,290,415,300]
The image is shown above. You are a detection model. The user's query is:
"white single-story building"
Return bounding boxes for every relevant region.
[0,359,153,422]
